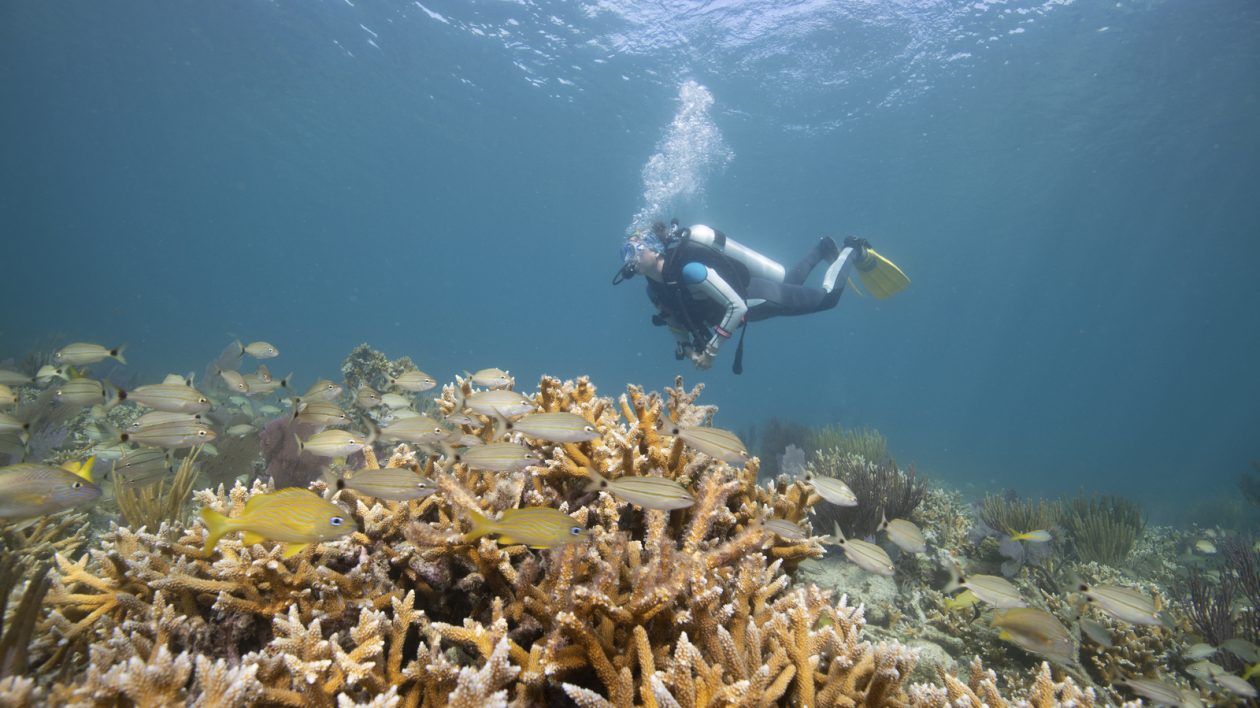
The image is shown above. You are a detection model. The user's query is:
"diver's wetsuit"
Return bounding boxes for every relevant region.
[646,226,857,360]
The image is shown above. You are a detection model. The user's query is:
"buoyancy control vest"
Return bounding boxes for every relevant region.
[646,224,778,374]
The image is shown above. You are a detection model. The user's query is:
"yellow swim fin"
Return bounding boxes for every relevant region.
[854,248,910,299]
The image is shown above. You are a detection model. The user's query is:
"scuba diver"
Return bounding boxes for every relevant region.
[612,220,909,373]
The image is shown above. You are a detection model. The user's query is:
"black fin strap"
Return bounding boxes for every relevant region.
[732,324,748,375]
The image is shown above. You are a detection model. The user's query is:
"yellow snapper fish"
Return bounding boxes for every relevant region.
[464,507,587,549]
[52,342,127,367]
[942,589,980,612]
[991,608,1076,665]
[201,487,357,558]
[1009,529,1052,543]
[584,467,695,511]
[0,462,102,520]
[654,417,749,465]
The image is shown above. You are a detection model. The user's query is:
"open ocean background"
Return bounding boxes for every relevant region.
[3,0,1257,521]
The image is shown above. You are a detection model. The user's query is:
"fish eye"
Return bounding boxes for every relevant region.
[330,516,345,526]
[569,526,583,536]
[197,430,207,437]
[72,481,83,488]
[199,397,208,404]
[584,426,595,433]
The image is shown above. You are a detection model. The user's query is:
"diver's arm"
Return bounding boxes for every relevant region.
[682,262,746,360]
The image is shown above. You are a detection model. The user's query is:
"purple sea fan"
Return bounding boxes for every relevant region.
[260,416,325,489]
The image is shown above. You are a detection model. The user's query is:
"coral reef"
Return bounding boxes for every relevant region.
[114,445,203,529]
[4,366,1230,706]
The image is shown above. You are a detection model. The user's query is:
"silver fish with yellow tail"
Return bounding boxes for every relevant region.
[464,507,587,549]
[878,513,926,554]
[584,468,695,511]
[464,390,535,417]
[119,382,212,414]
[469,367,513,389]
[990,608,1076,665]
[1076,582,1162,626]
[200,487,357,559]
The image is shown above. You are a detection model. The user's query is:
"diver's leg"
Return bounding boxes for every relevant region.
[746,279,840,321]
[785,237,841,285]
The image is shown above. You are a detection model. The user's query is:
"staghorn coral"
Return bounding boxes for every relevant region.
[20,369,1166,705]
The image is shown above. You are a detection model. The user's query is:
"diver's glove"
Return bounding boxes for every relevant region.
[690,342,719,370]
[674,343,691,361]
[843,236,872,261]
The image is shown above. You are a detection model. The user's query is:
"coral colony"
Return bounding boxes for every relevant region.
[0,344,1257,705]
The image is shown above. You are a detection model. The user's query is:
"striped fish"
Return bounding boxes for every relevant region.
[878,514,926,554]
[121,419,217,449]
[201,487,357,558]
[763,518,808,541]
[53,342,127,366]
[499,412,600,443]
[379,415,447,444]
[295,429,368,458]
[52,379,109,407]
[1077,583,1162,625]
[584,468,695,510]
[119,383,212,414]
[655,418,749,465]
[337,468,436,501]
[0,463,102,520]
[464,390,536,417]
[826,525,896,576]
[946,565,1026,608]
[469,368,513,389]
[991,608,1075,665]
[802,472,858,506]
[389,370,437,393]
[464,507,587,548]
[454,442,541,472]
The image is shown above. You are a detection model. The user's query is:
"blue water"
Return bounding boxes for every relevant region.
[3,1,1258,519]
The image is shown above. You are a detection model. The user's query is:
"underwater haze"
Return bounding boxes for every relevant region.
[3,0,1259,516]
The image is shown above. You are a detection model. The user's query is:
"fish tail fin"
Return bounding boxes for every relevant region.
[944,562,965,594]
[110,344,127,365]
[463,509,492,543]
[200,507,231,554]
[583,467,608,493]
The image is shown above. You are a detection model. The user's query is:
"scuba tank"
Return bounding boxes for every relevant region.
[668,221,786,283]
